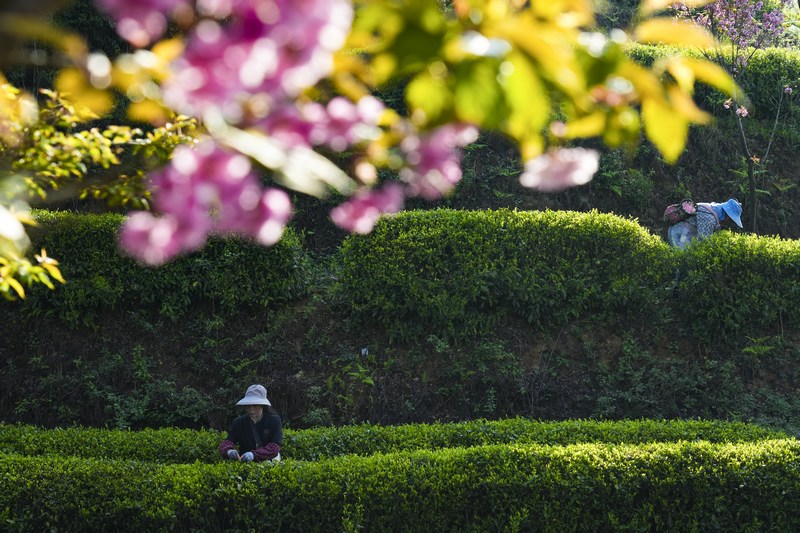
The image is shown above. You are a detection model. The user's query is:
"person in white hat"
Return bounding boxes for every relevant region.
[219,384,282,462]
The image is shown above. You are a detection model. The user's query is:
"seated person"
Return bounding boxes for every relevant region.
[219,384,282,462]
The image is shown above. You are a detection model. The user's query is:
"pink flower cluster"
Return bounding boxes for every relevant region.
[96,0,483,254]
[519,148,600,192]
[161,0,353,119]
[261,96,385,151]
[678,0,788,67]
[399,124,479,200]
[330,183,405,234]
[120,140,291,265]
[95,0,187,47]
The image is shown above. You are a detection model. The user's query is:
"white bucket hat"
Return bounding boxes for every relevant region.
[236,384,271,406]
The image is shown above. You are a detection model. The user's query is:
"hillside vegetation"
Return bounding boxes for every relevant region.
[3,209,800,436]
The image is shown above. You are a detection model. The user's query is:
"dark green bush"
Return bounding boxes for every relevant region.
[2,439,800,531]
[677,231,800,345]
[334,209,675,342]
[18,210,311,326]
[1,418,785,463]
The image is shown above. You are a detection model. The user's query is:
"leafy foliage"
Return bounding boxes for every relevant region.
[16,210,310,327]
[334,208,675,342]
[1,428,799,531]
[0,418,786,463]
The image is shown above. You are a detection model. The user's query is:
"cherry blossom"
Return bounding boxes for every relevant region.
[120,140,292,265]
[162,0,353,119]
[519,148,600,192]
[261,96,384,151]
[330,183,405,234]
[400,124,479,200]
[95,0,187,47]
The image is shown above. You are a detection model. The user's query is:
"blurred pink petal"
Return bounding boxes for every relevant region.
[121,139,293,264]
[330,183,405,234]
[401,123,478,200]
[96,0,186,46]
[519,148,599,192]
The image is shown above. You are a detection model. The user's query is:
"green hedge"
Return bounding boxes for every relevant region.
[677,231,800,344]
[2,439,800,531]
[17,210,311,326]
[334,209,676,342]
[1,418,786,463]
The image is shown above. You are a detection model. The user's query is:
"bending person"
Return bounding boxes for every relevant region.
[219,384,282,462]
[668,198,743,250]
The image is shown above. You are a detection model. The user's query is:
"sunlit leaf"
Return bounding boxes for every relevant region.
[562,110,606,138]
[128,100,170,125]
[639,0,713,18]
[667,85,711,124]
[501,18,585,97]
[42,263,65,284]
[672,57,745,101]
[407,71,453,125]
[635,18,715,48]
[503,52,549,143]
[642,96,689,163]
[453,60,505,126]
[6,277,25,299]
[54,68,113,119]
[215,125,355,198]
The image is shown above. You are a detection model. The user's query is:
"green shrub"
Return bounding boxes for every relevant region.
[1,418,785,463]
[333,209,675,342]
[2,439,800,531]
[677,231,800,345]
[18,210,311,326]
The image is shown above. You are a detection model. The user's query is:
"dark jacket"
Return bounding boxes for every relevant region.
[219,412,282,462]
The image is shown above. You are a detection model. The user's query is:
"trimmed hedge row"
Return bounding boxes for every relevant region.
[2,439,800,531]
[677,231,800,344]
[334,209,676,342]
[0,418,786,463]
[17,210,311,326]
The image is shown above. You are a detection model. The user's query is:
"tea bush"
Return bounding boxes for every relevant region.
[17,210,311,327]
[677,231,800,346]
[334,209,675,342]
[2,438,799,531]
[1,418,785,463]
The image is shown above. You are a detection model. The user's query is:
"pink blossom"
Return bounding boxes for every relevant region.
[400,123,479,200]
[95,0,187,47]
[162,0,353,118]
[736,106,749,117]
[519,147,600,192]
[330,183,405,234]
[261,96,384,151]
[785,87,793,94]
[120,140,292,265]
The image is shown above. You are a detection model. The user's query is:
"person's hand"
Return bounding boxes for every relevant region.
[240,451,254,462]
[227,449,240,460]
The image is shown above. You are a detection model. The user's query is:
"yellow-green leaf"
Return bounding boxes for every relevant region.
[635,18,715,48]
[673,57,745,101]
[503,52,549,142]
[453,60,505,126]
[642,96,689,163]
[406,70,453,125]
[6,277,25,299]
[562,110,606,139]
[639,0,713,18]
